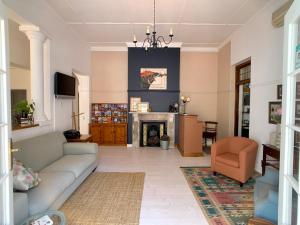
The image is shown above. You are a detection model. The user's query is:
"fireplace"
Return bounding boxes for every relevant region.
[130,112,177,148]
[140,121,166,147]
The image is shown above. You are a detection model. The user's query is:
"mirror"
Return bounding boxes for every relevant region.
[8,19,31,127]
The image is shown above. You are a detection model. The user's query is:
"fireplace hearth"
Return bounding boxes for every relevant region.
[140,121,166,147]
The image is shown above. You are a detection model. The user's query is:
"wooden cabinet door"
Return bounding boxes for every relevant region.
[101,124,115,144]
[90,125,101,144]
[114,124,127,145]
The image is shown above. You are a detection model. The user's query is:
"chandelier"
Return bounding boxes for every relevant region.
[133,0,174,51]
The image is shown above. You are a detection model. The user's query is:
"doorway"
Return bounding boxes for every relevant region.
[234,60,251,138]
[73,73,90,134]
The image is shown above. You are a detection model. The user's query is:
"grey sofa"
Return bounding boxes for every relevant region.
[13,132,98,225]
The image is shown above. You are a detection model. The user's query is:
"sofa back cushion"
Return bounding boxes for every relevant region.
[13,132,66,172]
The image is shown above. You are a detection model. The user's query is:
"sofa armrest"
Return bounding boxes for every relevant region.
[63,142,98,155]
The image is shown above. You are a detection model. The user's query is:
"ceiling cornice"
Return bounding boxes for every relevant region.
[68,22,244,26]
[180,47,218,52]
[91,45,219,53]
[91,46,128,52]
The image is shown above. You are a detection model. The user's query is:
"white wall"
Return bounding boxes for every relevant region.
[217,43,235,139]
[180,52,218,121]
[9,67,31,101]
[4,0,91,140]
[8,19,30,69]
[230,0,285,172]
[91,51,128,103]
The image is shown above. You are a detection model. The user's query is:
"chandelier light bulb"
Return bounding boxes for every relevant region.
[146,26,150,35]
[169,28,173,36]
[133,35,137,42]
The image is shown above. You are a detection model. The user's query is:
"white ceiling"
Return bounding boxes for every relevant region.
[46,0,270,49]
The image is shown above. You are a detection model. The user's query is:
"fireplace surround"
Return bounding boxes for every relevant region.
[130,112,177,148]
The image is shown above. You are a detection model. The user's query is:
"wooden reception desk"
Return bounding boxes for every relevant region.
[178,114,203,157]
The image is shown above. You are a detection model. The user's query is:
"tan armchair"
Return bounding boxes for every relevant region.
[211,137,258,186]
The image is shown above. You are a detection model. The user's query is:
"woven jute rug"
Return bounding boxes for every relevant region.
[181,167,255,225]
[60,172,145,225]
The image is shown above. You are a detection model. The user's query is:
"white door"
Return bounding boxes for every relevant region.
[0,1,13,225]
[279,0,300,224]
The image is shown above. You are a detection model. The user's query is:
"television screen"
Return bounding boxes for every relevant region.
[54,72,75,98]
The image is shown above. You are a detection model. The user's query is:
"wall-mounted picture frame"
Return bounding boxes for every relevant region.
[140,68,167,90]
[269,101,282,124]
[277,84,282,100]
[130,97,141,112]
[137,102,149,113]
[295,101,300,119]
[296,82,300,99]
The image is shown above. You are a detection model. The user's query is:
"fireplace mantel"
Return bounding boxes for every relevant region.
[129,112,178,115]
[130,112,177,148]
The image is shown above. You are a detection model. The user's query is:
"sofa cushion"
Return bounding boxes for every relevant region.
[28,171,75,215]
[13,159,41,191]
[216,152,239,168]
[41,154,97,178]
[13,132,66,172]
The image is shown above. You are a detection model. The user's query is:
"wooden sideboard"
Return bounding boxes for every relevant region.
[178,114,203,157]
[90,123,127,146]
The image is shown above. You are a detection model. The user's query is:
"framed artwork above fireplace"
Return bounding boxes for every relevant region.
[140,68,167,90]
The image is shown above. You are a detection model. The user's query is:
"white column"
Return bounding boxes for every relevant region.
[20,26,47,122]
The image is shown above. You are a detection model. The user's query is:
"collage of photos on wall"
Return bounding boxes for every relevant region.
[91,103,128,123]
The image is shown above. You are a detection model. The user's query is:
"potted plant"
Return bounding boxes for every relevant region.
[160,134,170,150]
[15,100,35,124]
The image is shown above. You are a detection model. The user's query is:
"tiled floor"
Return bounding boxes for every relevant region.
[97,146,211,225]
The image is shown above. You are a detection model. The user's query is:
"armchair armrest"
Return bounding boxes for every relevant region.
[239,143,258,179]
[211,138,231,170]
[63,142,98,155]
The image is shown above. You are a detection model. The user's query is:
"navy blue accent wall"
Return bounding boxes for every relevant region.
[127,47,180,144]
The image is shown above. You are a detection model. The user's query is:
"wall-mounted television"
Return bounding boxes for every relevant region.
[54,72,75,98]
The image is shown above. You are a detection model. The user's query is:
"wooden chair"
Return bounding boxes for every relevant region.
[203,121,218,147]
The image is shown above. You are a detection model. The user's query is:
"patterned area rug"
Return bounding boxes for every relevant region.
[60,172,145,225]
[181,167,255,225]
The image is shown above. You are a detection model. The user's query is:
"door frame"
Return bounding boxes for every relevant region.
[0,1,13,224]
[278,0,300,224]
[234,60,251,136]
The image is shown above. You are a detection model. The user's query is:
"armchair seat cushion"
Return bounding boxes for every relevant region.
[216,152,239,168]
[41,154,97,178]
